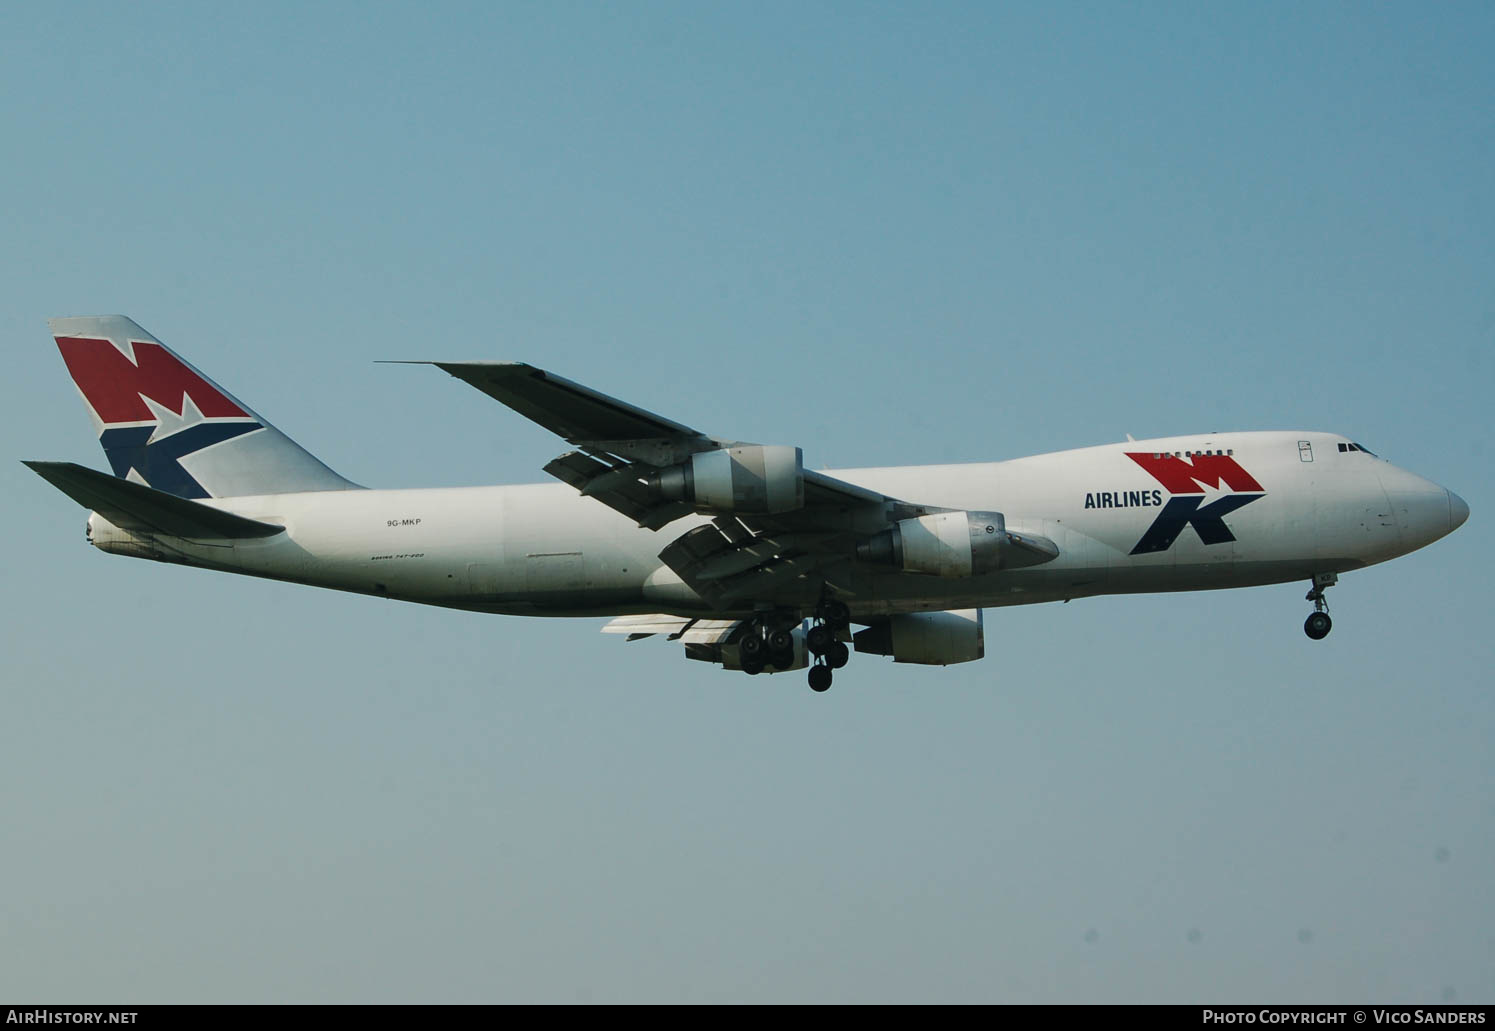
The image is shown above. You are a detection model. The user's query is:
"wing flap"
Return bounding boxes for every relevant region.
[601,614,742,644]
[657,518,843,608]
[542,451,693,529]
[25,461,284,539]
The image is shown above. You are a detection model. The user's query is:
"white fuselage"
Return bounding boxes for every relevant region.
[86,431,1464,621]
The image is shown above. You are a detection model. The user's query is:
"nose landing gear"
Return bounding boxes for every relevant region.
[1304,573,1336,640]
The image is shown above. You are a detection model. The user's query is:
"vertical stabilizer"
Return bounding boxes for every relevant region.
[51,315,360,498]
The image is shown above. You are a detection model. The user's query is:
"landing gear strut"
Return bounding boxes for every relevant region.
[1304,572,1336,641]
[806,597,852,692]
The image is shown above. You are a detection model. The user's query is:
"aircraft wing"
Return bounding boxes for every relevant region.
[433,359,888,499]
[429,362,712,453]
[426,361,1052,610]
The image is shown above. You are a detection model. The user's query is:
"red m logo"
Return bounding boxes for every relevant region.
[56,337,249,425]
[1125,452,1264,494]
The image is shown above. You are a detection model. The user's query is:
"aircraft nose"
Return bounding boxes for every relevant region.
[1381,467,1465,549]
[1448,490,1469,532]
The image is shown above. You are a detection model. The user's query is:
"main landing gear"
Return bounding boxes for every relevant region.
[1304,572,1336,641]
[738,620,794,677]
[735,598,853,692]
[806,599,851,693]
[737,604,810,677]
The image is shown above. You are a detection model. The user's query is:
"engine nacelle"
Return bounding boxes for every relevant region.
[853,609,985,665]
[856,510,1059,577]
[651,445,805,514]
[857,510,1004,577]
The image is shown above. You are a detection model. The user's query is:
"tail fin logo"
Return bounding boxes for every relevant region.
[57,336,251,424]
[57,335,262,499]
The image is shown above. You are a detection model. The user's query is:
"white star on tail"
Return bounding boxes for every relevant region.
[142,391,207,444]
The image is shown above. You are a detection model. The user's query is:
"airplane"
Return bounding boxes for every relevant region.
[26,316,1469,692]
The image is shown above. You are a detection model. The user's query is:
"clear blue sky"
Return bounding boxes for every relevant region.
[3,1,1491,1003]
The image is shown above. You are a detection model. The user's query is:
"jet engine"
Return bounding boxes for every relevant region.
[651,445,804,514]
[853,609,985,665]
[855,511,1057,577]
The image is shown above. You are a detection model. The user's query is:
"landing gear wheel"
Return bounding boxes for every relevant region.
[739,633,764,660]
[767,629,793,653]
[1303,573,1336,641]
[1304,612,1332,640]
[823,600,850,625]
[768,647,795,671]
[826,641,850,669]
[805,624,833,655]
[743,658,765,675]
[808,665,833,692]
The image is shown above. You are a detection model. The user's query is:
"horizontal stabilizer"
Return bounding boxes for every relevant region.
[24,461,284,539]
